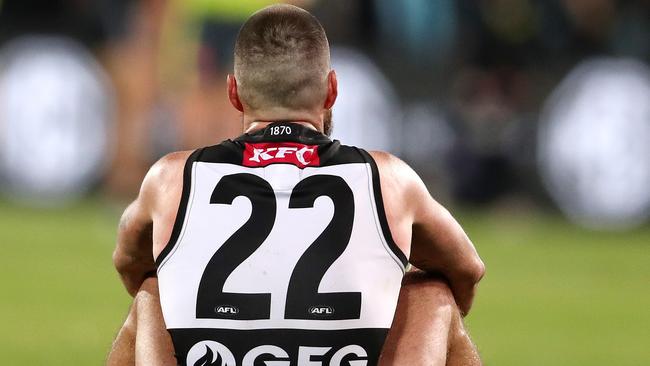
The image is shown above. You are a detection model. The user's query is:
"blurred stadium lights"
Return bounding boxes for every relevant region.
[538,57,650,229]
[0,36,113,205]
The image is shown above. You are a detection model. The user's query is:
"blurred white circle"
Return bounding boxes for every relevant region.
[538,58,650,229]
[330,47,402,154]
[0,36,113,204]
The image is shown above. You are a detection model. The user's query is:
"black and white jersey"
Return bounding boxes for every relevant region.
[156,122,408,366]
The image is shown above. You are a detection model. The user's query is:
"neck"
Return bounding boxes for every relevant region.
[242,107,324,133]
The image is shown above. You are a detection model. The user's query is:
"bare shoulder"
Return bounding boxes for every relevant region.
[367,150,433,237]
[368,150,427,196]
[149,151,193,178]
[143,151,193,185]
[138,150,194,204]
[368,150,412,171]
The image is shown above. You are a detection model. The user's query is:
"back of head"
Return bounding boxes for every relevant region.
[234,4,330,112]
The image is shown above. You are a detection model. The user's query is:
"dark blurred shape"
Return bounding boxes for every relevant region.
[448,148,514,205]
[0,0,119,48]
[311,0,376,49]
[375,0,457,66]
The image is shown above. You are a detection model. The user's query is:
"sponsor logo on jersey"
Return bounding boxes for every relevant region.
[193,345,224,366]
[187,341,236,366]
[308,305,335,316]
[214,305,239,316]
[243,142,320,168]
[187,341,368,366]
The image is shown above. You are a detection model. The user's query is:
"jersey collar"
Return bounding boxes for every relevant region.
[234,122,332,145]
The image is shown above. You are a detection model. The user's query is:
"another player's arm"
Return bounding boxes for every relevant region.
[407,170,485,316]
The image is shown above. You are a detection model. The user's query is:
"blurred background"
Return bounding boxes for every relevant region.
[0,0,648,364]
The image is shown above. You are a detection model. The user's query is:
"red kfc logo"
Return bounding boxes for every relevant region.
[243,142,320,168]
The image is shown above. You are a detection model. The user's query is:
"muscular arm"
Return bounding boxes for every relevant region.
[114,206,155,297]
[372,151,485,316]
[113,152,189,296]
[410,189,485,316]
[113,174,158,297]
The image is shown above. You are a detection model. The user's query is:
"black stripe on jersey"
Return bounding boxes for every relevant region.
[358,149,409,267]
[317,142,366,166]
[155,148,204,268]
[197,140,245,164]
[169,327,388,366]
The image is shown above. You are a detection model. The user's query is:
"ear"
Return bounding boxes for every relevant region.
[323,70,338,109]
[227,74,244,112]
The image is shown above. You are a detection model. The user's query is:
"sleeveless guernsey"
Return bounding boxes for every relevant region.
[156,122,407,366]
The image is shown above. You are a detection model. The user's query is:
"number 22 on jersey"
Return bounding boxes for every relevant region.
[195,173,362,321]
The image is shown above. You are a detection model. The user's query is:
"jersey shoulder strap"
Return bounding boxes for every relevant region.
[357,148,408,266]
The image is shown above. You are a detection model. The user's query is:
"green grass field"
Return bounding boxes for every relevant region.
[1,199,648,365]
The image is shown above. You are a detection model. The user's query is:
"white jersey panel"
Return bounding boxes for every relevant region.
[158,161,404,331]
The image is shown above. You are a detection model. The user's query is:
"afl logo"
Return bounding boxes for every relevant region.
[308,305,334,316]
[215,305,239,316]
[187,341,236,366]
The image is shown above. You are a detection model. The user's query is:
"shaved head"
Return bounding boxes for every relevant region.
[234,4,331,112]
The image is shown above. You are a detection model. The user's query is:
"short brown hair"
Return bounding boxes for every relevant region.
[234,4,330,111]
